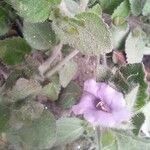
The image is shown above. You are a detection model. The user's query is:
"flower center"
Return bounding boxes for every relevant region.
[95,100,111,113]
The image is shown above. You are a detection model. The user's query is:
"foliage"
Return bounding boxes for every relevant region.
[0,0,150,149]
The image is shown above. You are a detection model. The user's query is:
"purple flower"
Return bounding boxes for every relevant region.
[72,79,131,128]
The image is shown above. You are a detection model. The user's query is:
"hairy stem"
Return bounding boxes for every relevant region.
[39,43,63,76]
[45,49,79,78]
[95,126,101,150]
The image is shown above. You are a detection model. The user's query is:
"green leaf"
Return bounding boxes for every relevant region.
[143,0,150,16]
[112,0,130,26]
[102,130,115,148]
[100,0,124,14]
[7,110,56,150]
[0,37,31,65]
[0,7,9,36]
[142,102,150,137]
[8,78,42,101]
[88,4,102,16]
[132,112,145,136]
[115,131,150,150]
[48,0,61,5]
[53,12,112,55]
[59,60,78,87]
[118,63,148,110]
[23,21,56,50]
[58,81,81,109]
[59,0,80,17]
[8,0,50,23]
[41,75,61,101]
[0,104,11,133]
[55,117,84,145]
[125,28,149,64]
[129,0,146,16]
[111,24,129,49]
[125,85,139,111]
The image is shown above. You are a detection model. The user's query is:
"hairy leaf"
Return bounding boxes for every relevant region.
[7,0,50,23]
[58,81,81,109]
[0,37,31,65]
[23,21,56,50]
[59,60,78,87]
[143,0,150,16]
[53,12,112,55]
[55,117,84,145]
[112,0,130,26]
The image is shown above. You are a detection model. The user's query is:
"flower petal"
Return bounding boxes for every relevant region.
[112,108,131,124]
[72,93,96,115]
[84,110,116,127]
[84,79,100,98]
[98,83,125,110]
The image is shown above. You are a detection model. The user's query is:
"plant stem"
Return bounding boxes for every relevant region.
[45,49,79,78]
[39,42,63,76]
[95,126,101,150]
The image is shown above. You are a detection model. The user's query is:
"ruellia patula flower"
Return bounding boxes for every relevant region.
[72,79,131,128]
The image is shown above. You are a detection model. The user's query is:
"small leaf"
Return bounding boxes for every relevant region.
[58,81,81,109]
[111,24,129,49]
[132,112,145,136]
[59,60,78,87]
[142,0,150,16]
[23,21,56,50]
[87,4,102,16]
[7,110,56,150]
[101,130,115,148]
[112,0,130,26]
[0,37,31,65]
[7,0,50,23]
[55,117,84,145]
[125,28,149,64]
[115,131,150,150]
[100,0,124,14]
[129,0,146,16]
[41,75,61,101]
[125,85,139,111]
[0,104,11,133]
[0,7,9,35]
[8,78,41,101]
[53,12,112,55]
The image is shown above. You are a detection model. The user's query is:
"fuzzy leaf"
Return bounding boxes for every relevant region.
[102,130,115,148]
[0,37,31,65]
[55,117,84,145]
[53,12,112,55]
[0,7,9,35]
[0,104,11,133]
[112,0,130,26]
[41,75,61,101]
[142,102,150,137]
[116,131,150,150]
[59,60,78,87]
[132,112,145,136]
[88,4,102,16]
[142,0,150,16]
[125,29,149,64]
[100,0,124,14]
[118,63,148,110]
[58,81,81,109]
[129,0,146,16]
[111,24,129,49]
[7,110,56,150]
[7,0,50,23]
[8,78,41,101]
[23,21,56,50]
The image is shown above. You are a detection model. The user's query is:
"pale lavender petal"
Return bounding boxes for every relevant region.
[112,108,131,123]
[84,79,100,97]
[72,93,96,115]
[84,110,116,127]
[98,83,125,110]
